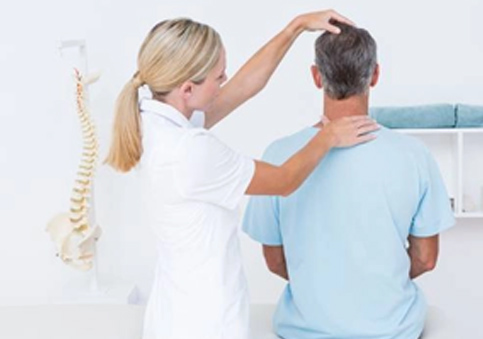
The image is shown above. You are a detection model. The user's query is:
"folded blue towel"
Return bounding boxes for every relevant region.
[369,104,456,129]
[455,104,483,127]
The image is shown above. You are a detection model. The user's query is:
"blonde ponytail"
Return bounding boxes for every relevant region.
[104,76,144,172]
[106,18,222,172]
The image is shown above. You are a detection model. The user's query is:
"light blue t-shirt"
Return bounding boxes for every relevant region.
[243,126,454,339]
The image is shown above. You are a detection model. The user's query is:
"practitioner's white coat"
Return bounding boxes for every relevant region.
[139,99,255,339]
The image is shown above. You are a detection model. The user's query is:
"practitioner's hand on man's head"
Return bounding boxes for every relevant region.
[296,9,355,33]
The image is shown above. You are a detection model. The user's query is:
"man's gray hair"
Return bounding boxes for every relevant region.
[315,22,377,100]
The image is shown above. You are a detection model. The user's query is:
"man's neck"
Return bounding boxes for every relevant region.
[314,94,369,128]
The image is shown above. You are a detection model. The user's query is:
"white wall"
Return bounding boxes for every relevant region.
[1,0,482,312]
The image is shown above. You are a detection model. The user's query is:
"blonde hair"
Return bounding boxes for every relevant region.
[105,18,223,172]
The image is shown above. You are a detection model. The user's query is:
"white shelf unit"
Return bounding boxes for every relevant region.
[396,128,483,219]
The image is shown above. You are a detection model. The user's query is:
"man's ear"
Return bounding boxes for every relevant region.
[370,64,380,87]
[310,65,323,89]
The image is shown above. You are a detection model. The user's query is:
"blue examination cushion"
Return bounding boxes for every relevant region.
[455,104,483,127]
[369,104,456,129]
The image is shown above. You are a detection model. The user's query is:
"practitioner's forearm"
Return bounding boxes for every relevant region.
[275,114,377,196]
[226,10,354,103]
[246,129,332,196]
[246,116,378,196]
[227,17,304,99]
[279,129,332,196]
[206,9,354,128]
[205,18,304,129]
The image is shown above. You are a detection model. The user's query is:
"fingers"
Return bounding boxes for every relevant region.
[357,124,379,136]
[329,10,356,27]
[324,10,356,34]
[300,9,355,34]
[355,119,379,130]
[355,133,377,144]
[346,116,379,130]
[347,115,373,122]
[325,24,342,34]
[329,116,376,132]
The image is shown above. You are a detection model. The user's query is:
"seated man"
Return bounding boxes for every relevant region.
[243,22,454,339]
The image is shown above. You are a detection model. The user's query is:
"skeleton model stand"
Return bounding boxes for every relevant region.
[46,69,102,271]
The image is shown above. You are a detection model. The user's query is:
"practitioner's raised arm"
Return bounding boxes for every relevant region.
[205,9,354,128]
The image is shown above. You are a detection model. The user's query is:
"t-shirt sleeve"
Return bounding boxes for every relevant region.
[242,145,283,245]
[176,130,255,210]
[410,148,455,237]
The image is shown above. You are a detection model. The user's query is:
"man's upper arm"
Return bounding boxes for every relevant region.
[410,147,455,237]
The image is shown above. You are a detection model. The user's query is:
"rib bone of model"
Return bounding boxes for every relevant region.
[46,69,102,271]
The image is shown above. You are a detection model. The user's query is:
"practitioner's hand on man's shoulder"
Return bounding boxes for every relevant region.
[323,116,379,148]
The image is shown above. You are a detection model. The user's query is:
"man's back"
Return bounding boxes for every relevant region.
[243,126,454,339]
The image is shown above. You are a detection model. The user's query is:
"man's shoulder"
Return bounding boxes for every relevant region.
[377,127,431,156]
[263,127,318,164]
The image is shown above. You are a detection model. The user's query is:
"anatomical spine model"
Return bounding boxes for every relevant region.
[46,69,102,271]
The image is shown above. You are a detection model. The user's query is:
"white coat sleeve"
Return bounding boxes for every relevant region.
[175,130,255,210]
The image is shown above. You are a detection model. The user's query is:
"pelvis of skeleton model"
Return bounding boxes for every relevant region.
[47,69,102,271]
[47,213,102,271]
